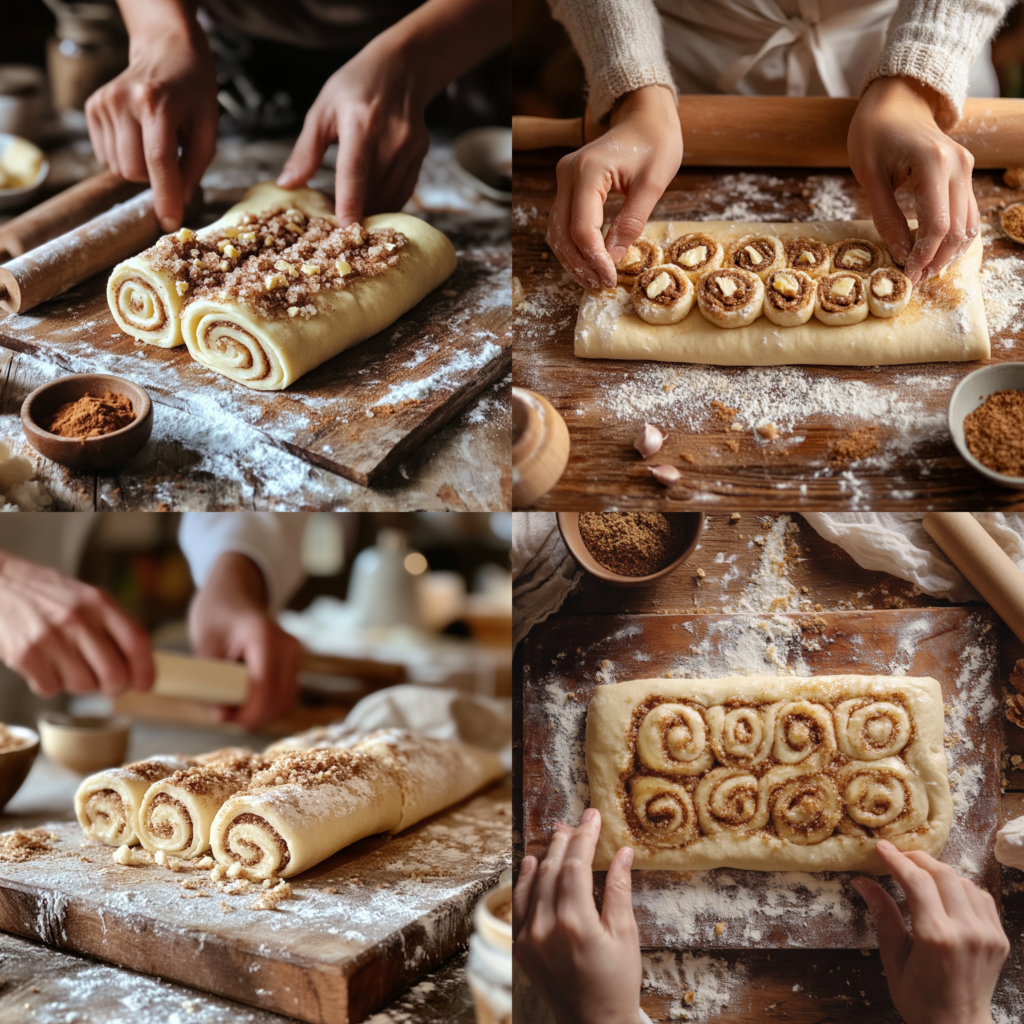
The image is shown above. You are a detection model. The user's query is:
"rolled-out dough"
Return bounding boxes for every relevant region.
[575,220,990,365]
[585,675,952,873]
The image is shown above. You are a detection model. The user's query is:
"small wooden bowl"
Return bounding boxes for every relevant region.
[1002,203,1024,244]
[38,713,131,775]
[0,725,39,810]
[21,373,152,472]
[512,387,569,507]
[557,511,705,587]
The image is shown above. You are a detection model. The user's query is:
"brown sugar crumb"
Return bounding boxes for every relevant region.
[47,392,135,439]
[578,512,690,577]
[1010,658,1024,695]
[0,828,57,862]
[725,440,740,453]
[963,390,1024,477]
[830,426,879,466]
[756,422,779,440]
[1002,203,1024,239]
[711,400,738,423]
[0,723,29,753]
[1006,694,1024,730]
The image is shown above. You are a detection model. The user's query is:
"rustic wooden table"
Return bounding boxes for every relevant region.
[512,154,1024,511]
[513,511,1024,1022]
[0,136,510,511]
[0,721,479,1024]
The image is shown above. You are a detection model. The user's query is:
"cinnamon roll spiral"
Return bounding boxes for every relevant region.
[694,768,769,834]
[867,267,912,318]
[696,268,764,328]
[706,703,778,767]
[615,238,664,286]
[814,272,868,326]
[835,699,911,760]
[830,239,885,276]
[836,758,929,838]
[630,264,695,325]
[784,237,831,279]
[666,233,724,282]
[768,768,842,845]
[637,702,714,776]
[772,701,837,770]
[630,776,698,846]
[763,269,816,327]
[728,235,785,280]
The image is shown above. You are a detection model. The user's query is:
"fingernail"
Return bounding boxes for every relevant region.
[876,840,894,853]
[890,244,907,265]
[581,807,598,825]
[621,846,634,868]
[607,245,626,264]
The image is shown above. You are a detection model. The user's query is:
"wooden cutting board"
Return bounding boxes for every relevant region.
[0,210,509,486]
[0,779,510,1024]
[522,609,1001,949]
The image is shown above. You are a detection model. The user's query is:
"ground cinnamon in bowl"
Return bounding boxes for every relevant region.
[47,392,136,439]
[963,389,1024,478]
[578,512,689,577]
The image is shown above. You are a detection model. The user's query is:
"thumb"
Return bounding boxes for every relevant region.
[604,179,665,265]
[859,171,914,268]
[601,845,637,937]
[852,876,910,977]
[278,111,332,190]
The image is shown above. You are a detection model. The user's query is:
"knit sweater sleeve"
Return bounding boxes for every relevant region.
[865,0,1014,128]
[547,0,677,121]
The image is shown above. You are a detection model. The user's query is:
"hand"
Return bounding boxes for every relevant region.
[0,553,153,698]
[546,85,682,291]
[276,35,430,225]
[513,808,641,1024]
[852,840,1008,1024]
[187,553,302,731]
[85,0,218,231]
[848,76,978,284]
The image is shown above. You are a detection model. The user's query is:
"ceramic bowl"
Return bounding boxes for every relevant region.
[557,512,705,587]
[0,66,47,141]
[0,724,39,810]
[451,127,512,203]
[38,714,131,775]
[21,373,153,473]
[948,363,1024,490]
[0,132,48,211]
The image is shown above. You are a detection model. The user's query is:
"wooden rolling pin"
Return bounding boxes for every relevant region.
[0,171,145,260]
[922,512,1024,645]
[512,96,1024,168]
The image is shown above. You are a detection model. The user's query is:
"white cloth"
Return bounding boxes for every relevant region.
[801,513,1024,604]
[179,512,309,611]
[996,815,1024,870]
[512,513,582,647]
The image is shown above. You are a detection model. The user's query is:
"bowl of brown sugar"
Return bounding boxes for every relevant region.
[949,363,1024,489]
[21,373,152,472]
[557,511,704,586]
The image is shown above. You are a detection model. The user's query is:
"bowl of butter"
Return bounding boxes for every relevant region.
[0,133,47,211]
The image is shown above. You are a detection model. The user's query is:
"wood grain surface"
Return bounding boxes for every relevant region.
[0,207,509,488]
[512,158,1024,510]
[0,779,510,1024]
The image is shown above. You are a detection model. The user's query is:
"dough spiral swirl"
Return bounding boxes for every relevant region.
[694,768,769,834]
[768,768,842,845]
[772,701,837,770]
[836,758,929,838]
[186,314,283,388]
[615,238,664,285]
[629,776,698,846]
[835,699,911,760]
[706,703,778,767]
[107,264,183,348]
[637,703,713,776]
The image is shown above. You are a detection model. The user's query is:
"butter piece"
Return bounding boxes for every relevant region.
[275,260,299,278]
[263,237,275,247]
[645,271,673,299]
[797,250,816,264]
[222,244,240,260]
[285,222,303,234]
[621,245,642,267]
[383,242,396,252]
[743,245,763,265]
[222,227,239,239]
[176,228,193,243]
[336,259,352,276]
[287,306,300,317]
[716,276,738,298]
[872,276,894,298]
[830,276,856,298]
[300,264,321,276]
[239,232,257,242]
[192,258,203,269]
[679,245,707,268]
[841,247,872,267]
[217,260,229,272]
[772,274,799,298]
[264,273,288,290]
[175,281,189,296]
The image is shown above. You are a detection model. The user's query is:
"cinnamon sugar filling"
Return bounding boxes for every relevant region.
[700,270,756,308]
[146,793,194,846]
[729,238,777,271]
[223,811,291,870]
[118,277,167,330]
[784,237,829,270]
[198,320,271,380]
[819,275,864,312]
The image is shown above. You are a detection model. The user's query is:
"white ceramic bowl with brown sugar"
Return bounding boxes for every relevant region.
[948,363,1024,490]
[0,724,39,810]
[557,511,705,587]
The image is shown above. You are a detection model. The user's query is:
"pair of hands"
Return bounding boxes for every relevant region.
[548,77,977,291]
[0,551,300,731]
[514,810,1009,1024]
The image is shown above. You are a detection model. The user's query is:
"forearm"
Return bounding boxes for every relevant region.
[115,0,202,51]
[197,552,268,612]
[376,0,512,102]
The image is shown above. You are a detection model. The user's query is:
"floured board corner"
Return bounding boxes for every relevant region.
[575,220,990,366]
[521,609,1001,950]
[0,780,511,1024]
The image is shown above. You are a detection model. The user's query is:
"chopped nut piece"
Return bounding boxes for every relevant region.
[175,281,189,296]
[176,228,193,243]
[287,306,300,317]
[730,512,741,522]
[239,232,257,242]
[683,991,695,1005]
[730,422,744,432]
[222,227,239,239]
[336,259,352,276]
[756,422,779,440]
[264,273,288,290]
[197,856,215,869]
[714,921,726,936]
[285,222,303,234]
[222,244,240,260]
[192,258,203,269]
[263,236,274,247]
[300,264,321,276]
[217,261,229,272]
[275,259,299,278]
[695,567,706,578]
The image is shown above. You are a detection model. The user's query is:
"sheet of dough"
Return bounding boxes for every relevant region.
[586,675,952,873]
[575,220,989,365]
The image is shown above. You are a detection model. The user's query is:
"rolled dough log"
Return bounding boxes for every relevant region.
[575,220,990,365]
[586,675,952,873]
[75,755,194,847]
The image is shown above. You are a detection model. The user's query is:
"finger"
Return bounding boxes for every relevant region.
[178,112,218,203]
[851,876,911,976]
[85,95,108,169]
[604,178,667,264]
[15,648,62,698]
[140,106,184,231]
[859,162,915,267]
[512,856,538,939]
[875,841,947,934]
[47,633,101,695]
[91,105,117,175]
[112,114,148,183]
[554,808,602,918]
[67,621,131,697]
[924,160,975,277]
[225,624,300,731]
[332,119,371,226]
[904,167,950,283]
[958,875,1003,932]
[601,845,636,937]
[372,147,426,216]
[568,159,616,289]
[277,108,331,192]
[530,825,574,931]
[899,851,974,920]
[547,155,602,291]
[98,600,154,692]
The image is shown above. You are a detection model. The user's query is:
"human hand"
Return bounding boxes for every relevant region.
[276,34,430,226]
[848,76,978,284]
[852,840,1008,1024]
[85,0,218,231]
[187,553,302,731]
[513,808,641,1024]
[0,553,153,698]
[545,85,682,291]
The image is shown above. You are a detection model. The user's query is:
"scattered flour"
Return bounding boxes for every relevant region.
[0,437,51,511]
[642,950,748,1022]
[980,255,1024,340]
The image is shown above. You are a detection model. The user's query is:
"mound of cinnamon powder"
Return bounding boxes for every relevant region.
[47,392,135,439]
[963,389,1024,477]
